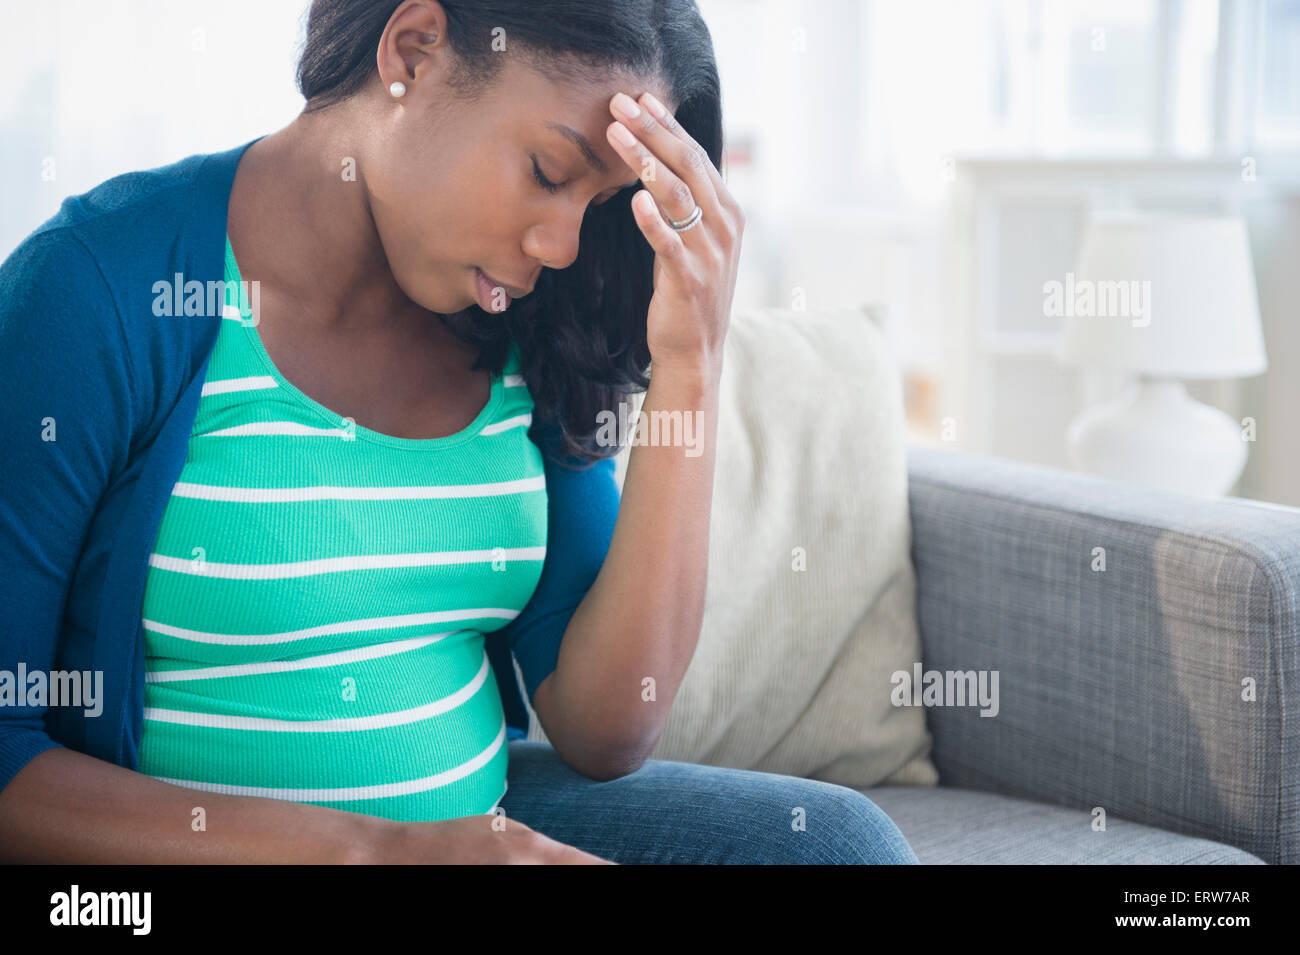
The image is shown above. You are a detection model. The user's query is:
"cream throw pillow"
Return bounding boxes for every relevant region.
[523,305,939,789]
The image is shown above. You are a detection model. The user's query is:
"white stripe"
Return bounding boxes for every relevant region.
[147,545,545,579]
[221,304,249,322]
[503,374,526,388]
[169,474,544,503]
[149,720,508,802]
[200,421,351,437]
[200,375,278,397]
[141,609,518,645]
[144,652,492,731]
[145,632,456,682]
[480,413,532,436]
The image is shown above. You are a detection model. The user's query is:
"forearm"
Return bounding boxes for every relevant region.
[538,355,723,776]
[0,747,387,864]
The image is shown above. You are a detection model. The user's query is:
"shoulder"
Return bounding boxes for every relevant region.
[8,139,252,307]
[20,147,211,269]
[0,228,126,373]
[1,141,251,433]
[4,144,223,304]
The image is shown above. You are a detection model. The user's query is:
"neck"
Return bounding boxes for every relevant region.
[231,101,414,330]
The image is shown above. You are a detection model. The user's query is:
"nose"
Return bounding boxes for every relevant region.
[523,204,587,273]
[524,229,579,273]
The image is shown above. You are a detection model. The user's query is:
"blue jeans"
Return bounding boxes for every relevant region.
[497,741,920,864]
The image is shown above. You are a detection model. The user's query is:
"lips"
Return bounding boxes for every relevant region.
[476,267,534,301]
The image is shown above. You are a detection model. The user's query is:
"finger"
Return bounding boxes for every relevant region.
[607,118,700,228]
[548,840,616,864]
[611,91,723,208]
[638,93,747,224]
[628,187,688,262]
[569,847,616,865]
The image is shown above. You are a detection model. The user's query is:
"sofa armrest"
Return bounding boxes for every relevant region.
[905,444,1300,864]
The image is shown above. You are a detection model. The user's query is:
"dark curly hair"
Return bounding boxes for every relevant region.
[295,0,723,467]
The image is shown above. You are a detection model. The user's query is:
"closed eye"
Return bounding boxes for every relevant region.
[530,155,563,194]
[531,153,629,207]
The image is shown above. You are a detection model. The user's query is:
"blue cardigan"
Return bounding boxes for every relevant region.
[0,136,621,794]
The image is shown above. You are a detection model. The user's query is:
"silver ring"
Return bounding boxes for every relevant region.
[668,205,703,232]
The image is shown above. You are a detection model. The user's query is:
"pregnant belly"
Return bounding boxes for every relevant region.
[136,632,509,822]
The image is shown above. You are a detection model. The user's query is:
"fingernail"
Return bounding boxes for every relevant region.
[612,92,641,120]
[642,92,668,121]
[609,121,637,147]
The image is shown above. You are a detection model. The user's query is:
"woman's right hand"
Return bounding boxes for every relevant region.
[367,813,616,864]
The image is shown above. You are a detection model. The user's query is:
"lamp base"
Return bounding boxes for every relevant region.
[1065,379,1246,497]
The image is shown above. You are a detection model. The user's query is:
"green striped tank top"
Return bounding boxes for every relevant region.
[136,235,547,821]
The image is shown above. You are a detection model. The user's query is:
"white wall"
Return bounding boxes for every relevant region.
[0,0,307,255]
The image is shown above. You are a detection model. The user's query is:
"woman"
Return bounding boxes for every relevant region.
[0,0,918,864]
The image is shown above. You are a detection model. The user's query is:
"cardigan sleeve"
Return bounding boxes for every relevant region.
[0,229,139,793]
[497,418,622,708]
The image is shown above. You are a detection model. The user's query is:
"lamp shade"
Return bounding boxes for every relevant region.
[1057,213,1267,378]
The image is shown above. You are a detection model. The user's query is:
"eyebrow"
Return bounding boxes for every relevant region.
[545,121,640,190]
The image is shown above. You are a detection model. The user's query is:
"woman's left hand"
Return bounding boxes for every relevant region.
[607,91,744,374]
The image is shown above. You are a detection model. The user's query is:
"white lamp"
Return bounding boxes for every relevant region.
[1057,212,1267,497]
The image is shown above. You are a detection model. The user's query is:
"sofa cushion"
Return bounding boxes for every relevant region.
[525,305,938,790]
[862,785,1265,863]
[903,445,1300,865]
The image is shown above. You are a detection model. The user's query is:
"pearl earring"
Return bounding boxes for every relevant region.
[389,81,406,98]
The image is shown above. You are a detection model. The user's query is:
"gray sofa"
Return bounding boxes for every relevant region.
[859,444,1300,864]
